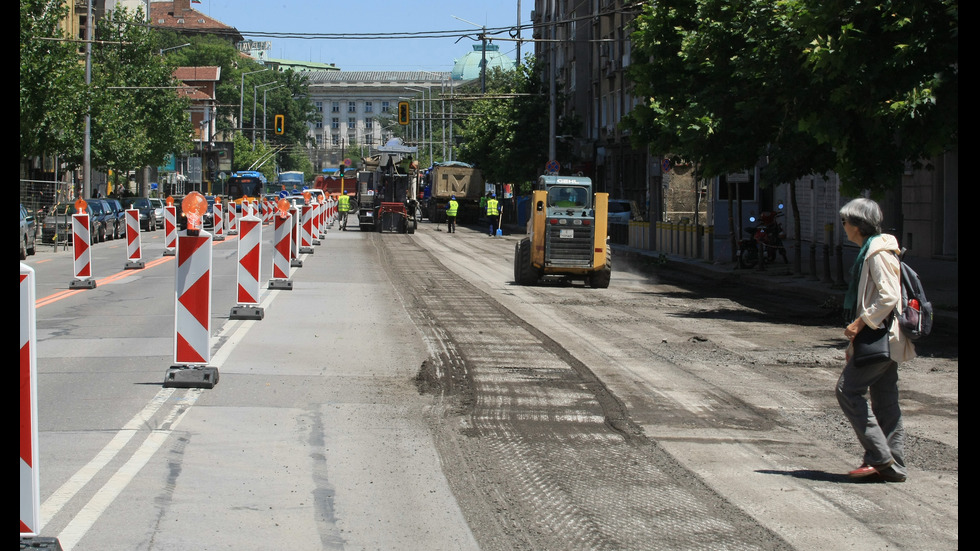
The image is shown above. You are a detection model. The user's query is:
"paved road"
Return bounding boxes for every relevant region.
[23,216,957,550]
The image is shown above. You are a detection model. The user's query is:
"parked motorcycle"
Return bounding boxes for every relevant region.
[737,205,788,269]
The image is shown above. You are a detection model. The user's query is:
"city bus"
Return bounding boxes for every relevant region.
[276,171,305,194]
[225,171,267,209]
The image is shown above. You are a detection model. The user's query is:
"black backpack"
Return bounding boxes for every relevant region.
[896,249,933,340]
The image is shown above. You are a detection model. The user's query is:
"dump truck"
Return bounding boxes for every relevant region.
[354,139,419,233]
[424,162,485,224]
[513,175,611,288]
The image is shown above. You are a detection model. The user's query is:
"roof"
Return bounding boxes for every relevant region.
[149,1,243,43]
[173,66,221,82]
[304,71,452,85]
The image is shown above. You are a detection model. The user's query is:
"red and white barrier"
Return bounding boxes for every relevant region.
[289,201,303,267]
[173,230,212,365]
[230,214,264,319]
[20,264,40,537]
[311,197,323,243]
[212,201,225,241]
[262,198,272,225]
[227,202,238,236]
[269,204,293,290]
[124,208,144,269]
[299,203,315,254]
[163,205,177,256]
[69,212,96,289]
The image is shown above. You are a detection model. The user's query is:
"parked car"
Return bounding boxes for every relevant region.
[41,202,98,244]
[121,197,157,231]
[102,198,126,240]
[84,198,110,243]
[607,199,641,225]
[20,204,37,259]
[149,197,166,229]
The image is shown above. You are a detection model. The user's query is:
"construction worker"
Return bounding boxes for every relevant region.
[338,193,351,230]
[486,193,501,236]
[445,195,459,233]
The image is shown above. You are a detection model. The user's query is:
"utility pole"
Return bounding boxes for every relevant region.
[83,0,93,198]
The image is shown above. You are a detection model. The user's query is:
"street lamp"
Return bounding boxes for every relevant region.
[160,43,190,56]
[253,81,279,146]
[240,68,270,133]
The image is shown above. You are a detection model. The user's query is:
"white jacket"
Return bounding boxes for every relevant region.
[851,233,916,363]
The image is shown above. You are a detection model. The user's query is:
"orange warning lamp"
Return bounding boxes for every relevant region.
[166,196,174,206]
[74,198,87,214]
[302,190,311,204]
[276,198,291,218]
[182,191,208,232]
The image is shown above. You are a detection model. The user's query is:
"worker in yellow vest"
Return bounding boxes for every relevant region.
[486,193,501,237]
[338,193,351,230]
[445,195,459,233]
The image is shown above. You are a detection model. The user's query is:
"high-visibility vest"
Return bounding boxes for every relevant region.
[338,195,350,212]
[447,200,459,216]
[486,198,498,216]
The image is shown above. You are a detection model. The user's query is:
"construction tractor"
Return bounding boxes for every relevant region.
[514,175,611,288]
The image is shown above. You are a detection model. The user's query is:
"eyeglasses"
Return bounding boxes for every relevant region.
[841,218,848,226]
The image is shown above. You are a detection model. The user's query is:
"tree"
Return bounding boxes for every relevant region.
[456,58,577,185]
[20,0,85,161]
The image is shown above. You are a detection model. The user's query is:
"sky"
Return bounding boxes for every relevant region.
[199,0,535,72]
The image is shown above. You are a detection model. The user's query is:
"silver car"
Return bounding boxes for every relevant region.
[20,203,37,259]
[150,197,166,229]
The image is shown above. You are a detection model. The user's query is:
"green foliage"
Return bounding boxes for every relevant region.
[20,0,84,160]
[456,57,577,185]
[623,0,957,196]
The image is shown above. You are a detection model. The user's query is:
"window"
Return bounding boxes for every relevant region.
[348,101,356,113]
[381,101,391,113]
[348,118,356,129]
[366,118,374,129]
[331,102,340,113]
[315,120,323,129]
[331,117,339,129]
[365,101,373,113]
[315,101,323,112]
[332,134,340,146]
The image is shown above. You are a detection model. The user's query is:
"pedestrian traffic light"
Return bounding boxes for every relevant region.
[274,114,284,135]
[398,101,409,126]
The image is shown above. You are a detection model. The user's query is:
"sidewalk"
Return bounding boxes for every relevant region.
[609,241,957,334]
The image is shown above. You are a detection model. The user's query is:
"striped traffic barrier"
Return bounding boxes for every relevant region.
[164,192,218,389]
[212,198,225,242]
[230,212,264,320]
[262,197,272,225]
[20,264,41,538]
[269,198,293,290]
[124,208,144,269]
[227,201,238,236]
[311,196,322,244]
[163,201,177,256]
[289,201,303,267]
[69,200,96,289]
[300,202,315,254]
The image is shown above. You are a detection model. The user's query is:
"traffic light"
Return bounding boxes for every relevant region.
[274,114,285,135]
[398,101,409,126]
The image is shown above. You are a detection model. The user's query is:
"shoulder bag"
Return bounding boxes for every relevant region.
[852,315,892,367]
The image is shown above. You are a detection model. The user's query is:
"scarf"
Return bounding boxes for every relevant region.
[843,233,878,323]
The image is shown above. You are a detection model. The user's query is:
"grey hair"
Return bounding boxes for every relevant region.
[839,198,882,237]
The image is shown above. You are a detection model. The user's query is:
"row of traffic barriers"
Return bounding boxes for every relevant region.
[627,221,715,262]
[21,192,338,545]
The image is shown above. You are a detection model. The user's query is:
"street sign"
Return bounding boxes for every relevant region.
[343,158,352,167]
[662,158,672,173]
[546,160,560,174]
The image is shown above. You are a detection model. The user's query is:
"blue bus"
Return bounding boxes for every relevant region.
[226,171,268,208]
[276,171,305,194]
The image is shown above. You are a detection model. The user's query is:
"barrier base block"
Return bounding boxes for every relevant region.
[269,279,293,290]
[300,246,314,254]
[124,260,145,270]
[163,248,176,256]
[290,258,303,267]
[20,536,64,550]
[163,365,219,389]
[69,278,97,289]
[312,238,322,245]
[228,230,238,236]
[213,235,225,242]
[230,305,264,320]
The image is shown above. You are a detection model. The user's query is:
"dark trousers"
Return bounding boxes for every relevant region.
[447,215,456,233]
[488,215,500,235]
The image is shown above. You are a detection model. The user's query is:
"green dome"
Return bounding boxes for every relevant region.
[451,44,516,81]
